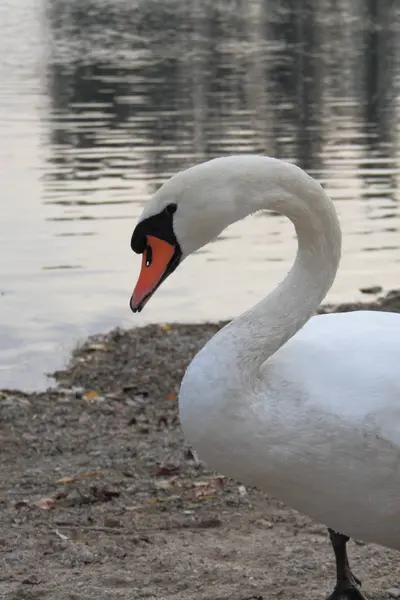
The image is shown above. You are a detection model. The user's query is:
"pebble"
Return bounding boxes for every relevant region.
[103,516,122,528]
[21,575,41,585]
[360,285,383,295]
[71,546,96,565]
[86,343,107,352]
[387,589,400,599]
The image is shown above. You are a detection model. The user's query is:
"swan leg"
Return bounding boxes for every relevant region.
[326,529,367,600]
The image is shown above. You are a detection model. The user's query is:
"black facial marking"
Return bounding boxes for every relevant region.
[130,203,182,313]
[131,203,178,254]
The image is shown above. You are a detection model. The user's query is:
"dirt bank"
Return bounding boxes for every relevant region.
[1,292,400,600]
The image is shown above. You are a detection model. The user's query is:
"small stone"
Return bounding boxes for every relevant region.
[104,516,122,528]
[387,588,400,599]
[194,517,222,528]
[360,285,382,295]
[72,547,95,564]
[21,575,41,585]
[258,518,273,529]
[238,484,247,496]
[22,433,36,442]
[86,343,107,352]
[125,398,137,407]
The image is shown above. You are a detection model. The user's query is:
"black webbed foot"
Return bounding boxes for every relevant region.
[326,583,368,600]
[325,529,368,600]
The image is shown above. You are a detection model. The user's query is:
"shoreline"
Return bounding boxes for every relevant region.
[1,289,400,397]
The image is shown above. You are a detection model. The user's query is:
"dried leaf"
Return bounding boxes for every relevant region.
[159,324,172,331]
[213,476,226,489]
[192,482,215,499]
[84,390,100,400]
[55,529,69,540]
[78,471,104,479]
[192,477,224,499]
[55,476,75,485]
[164,392,177,401]
[55,471,103,485]
[34,497,56,510]
[196,493,216,501]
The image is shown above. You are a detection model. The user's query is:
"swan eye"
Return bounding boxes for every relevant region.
[145,244,153,267]
[166,203,177,215]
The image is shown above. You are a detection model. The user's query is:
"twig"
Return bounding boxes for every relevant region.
[55,525,127,534]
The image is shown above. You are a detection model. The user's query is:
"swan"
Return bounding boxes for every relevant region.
[129,155,400,599]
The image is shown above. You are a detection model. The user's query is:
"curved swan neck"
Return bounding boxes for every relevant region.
[199,158,342,383]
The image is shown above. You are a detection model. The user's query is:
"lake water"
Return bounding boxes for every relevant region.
[0,0,399,390]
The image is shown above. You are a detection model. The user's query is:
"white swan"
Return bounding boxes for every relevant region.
[129,155,400,599]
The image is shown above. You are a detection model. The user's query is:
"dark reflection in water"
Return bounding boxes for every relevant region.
[45,0,399,204]
[360,0,398,203]
[0,0,399,390]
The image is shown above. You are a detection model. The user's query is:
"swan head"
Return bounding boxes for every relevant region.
[129,157,249,312]
[129,155,340,312]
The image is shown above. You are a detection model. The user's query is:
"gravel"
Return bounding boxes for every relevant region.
[1,291,400,600]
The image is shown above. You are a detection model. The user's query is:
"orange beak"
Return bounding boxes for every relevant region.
[130,235,179,312]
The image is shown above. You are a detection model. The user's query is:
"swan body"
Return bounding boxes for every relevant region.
[130,155,400,553]
[180,309,400,549]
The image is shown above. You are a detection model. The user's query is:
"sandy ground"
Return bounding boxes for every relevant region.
[1,293,400,600]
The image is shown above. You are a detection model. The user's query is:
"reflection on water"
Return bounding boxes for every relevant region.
[0,0,399,390]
